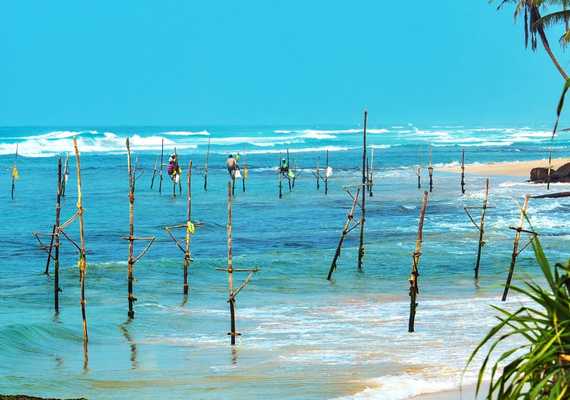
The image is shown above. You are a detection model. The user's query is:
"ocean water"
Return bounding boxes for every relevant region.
[0,125,569,399]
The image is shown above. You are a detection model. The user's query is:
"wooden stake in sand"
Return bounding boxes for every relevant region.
[10,144,19,200]
[428,146,434,193]
[408,191,429,333]
[217,182,259,345]
[357,110,368,272]
[502,195,532,302]
[327,188,361,280]
[204,137,211,192]
[464,178,490,281]
[124,138,156,318]
[460,149,466,195]
[165,161,198,296]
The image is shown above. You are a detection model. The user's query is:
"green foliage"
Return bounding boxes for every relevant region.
[468,231,570,399]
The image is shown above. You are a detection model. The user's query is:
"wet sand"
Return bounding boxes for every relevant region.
[412,384,483,399]
[440,158,570,177]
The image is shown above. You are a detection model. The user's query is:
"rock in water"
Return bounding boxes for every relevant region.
[530,167,554,183]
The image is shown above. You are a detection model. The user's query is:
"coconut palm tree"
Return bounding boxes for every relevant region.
[495,0,568,79]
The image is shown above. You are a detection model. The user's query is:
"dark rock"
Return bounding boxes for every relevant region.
[530,162,570,183]
[555,162,570,178]
[530,167,555,183]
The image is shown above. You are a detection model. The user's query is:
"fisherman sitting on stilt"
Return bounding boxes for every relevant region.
[168,153,181,184]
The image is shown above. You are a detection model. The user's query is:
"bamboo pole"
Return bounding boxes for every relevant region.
[72,139,89,350]
[460,149,466,195]
[327,188,361,280]
[416,149,422,189]
[204,137,211,192]
[408,191,429,333]
[158,138,164,194]
[11,144,18,200]
[502,195,530,302]
[474,178,489,280]
[357,110,368,272]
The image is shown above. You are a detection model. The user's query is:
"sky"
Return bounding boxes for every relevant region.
[0,0,568,126]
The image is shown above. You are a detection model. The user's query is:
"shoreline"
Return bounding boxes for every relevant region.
[439,158,570,177]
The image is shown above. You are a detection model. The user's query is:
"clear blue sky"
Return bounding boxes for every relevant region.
[0,0,567,126]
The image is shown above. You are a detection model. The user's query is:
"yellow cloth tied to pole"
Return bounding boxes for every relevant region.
[187,221,195,234]
[11,166,19,180]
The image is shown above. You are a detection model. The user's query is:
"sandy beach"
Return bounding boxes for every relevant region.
[440,158,570,177]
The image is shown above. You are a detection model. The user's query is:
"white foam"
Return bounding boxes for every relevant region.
[335,374,460,400]
[161,130,210,136]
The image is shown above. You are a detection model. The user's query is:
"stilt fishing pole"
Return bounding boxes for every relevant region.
[357,110,368,272]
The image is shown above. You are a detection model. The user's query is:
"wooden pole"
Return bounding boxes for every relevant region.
[72,139,89,348]
[11,144,18,200]
[428,146,434,193]
[474,178,489,280]
[127,138,136,319]
[502,195,530,302]
[204,137,211,192]
[325,150,329,195]
[226,182,237,345]
[158,138,164,195]
[460,149,466,195]
[124,139,156,317]
[408,191,429,333]
[184,161,192,295]
[327,188,361,280]
[54,158,63,313]
[357,110,368,272]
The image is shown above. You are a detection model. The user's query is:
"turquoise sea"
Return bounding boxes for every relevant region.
[0,125,569,399]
